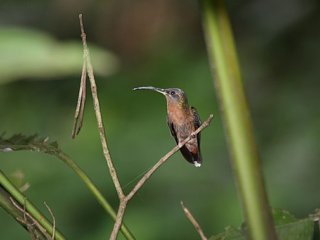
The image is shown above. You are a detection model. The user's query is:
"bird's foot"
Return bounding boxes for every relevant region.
[190,133,197,139]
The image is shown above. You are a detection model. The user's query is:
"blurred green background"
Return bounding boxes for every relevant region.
[0,0,320,239]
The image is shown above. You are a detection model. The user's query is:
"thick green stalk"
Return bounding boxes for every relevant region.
[0,170,65,240]
[201,0,277,239]
[0,187,50,240]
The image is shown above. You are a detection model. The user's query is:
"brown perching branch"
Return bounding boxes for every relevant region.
[73,14,214,240]
[181,201,207,240]
[126,114,214,202]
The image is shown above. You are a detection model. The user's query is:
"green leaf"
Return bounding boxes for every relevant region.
[209,209,318,240]
[273,208,298,225]
[0,133,60,155]
[276,218,314,240]
[273,208,315,240]
[0,27,119,84]
[209,226,244,240]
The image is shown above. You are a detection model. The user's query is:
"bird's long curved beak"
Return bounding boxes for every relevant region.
[133,86,167,95]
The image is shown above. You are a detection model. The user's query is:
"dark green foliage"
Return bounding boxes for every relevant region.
[0,134,60,155]
[210,209,319,240]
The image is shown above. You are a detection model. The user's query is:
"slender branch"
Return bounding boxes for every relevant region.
[10,197,52,239]
[44,202,56,240]
[78,14,124,199]
[71,60,87,138]
[181,201,207,240]
[110,201,128,240]
[77,14,134,240]
[126,114,214,202]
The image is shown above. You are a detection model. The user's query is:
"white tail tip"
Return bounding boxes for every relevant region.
[194,162,201,167]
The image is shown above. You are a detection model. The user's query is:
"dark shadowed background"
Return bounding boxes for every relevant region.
[0,0,319,239]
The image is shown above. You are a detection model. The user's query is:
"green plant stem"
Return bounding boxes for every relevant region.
[57,152,135,240]
[0,170,65,240]
[0,135,134,239]
[0,187,49,240]
[201,0,277,239]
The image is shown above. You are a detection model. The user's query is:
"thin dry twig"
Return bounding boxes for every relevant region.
[111,200,128,239]
[44,201,56,240]
[181,201,207,240]
[10,197,52,239]
[71,60,87,138]
[75,14,214,240]
[77,14,124,199]
[126,114,214,202]
[17,198,37,239]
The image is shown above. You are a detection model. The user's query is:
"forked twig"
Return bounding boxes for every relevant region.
[109,115,213,239]
[181,201,207,240]
[74,14,214,240]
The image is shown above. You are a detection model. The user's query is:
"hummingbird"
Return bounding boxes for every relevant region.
[133,86,202,167]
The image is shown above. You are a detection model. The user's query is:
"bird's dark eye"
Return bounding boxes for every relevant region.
[170,91,176,95]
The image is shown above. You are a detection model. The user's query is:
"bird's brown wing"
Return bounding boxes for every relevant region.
[167,110,202,165]
[167,116,179,144]
[167,117,193,163]
[191,106,201,144]
[191,106,202,165]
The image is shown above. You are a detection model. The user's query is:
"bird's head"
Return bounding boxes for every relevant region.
[133,86,189,108]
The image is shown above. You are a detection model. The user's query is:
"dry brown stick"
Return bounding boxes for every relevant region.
[71,60,87,138]
[10,197,52,239]
[181,201,207,240]
[110,114,214,239]
[110,200,128,240]
[78,14,124,199]
[44,202,56,240]
[17,198,37,239]
[126,114,214,202]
